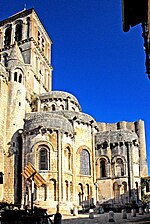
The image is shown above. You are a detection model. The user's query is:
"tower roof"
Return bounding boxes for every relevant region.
[8,41,24,63]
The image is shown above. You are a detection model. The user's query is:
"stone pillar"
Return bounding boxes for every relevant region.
[121,209,127,219]
[11,25,15,45]
[66,97,70,110]
[61,134,64,201]
[108,211,115,222]
[0,30,3,48]
[126,142,132,203]
[57,131,62,211]
[29,16,33,38]
[130,143,134,190]
[131,208,136,217]
[91,126,97,203]
[135,120,148,176]
[48,72,52,91]
[22,20,27,40]
[72,131,77,206]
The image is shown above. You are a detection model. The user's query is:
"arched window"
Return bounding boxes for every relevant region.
[50,179,56,201]
[116,158,124,176]
[65,180,69,201]
[113,182,120,202]
[86,184,90,201]
[19,74,22,83]
[65,147,71,170]
[42,37,45,52]
[43,105,48,111]
[80,149,91,175]
[78,183,83,205]
[14,72,17,81]
[52,104,56,111]
[27,17,30,38]
[3,53,8,67]
[39,148,48,170]
[15,23,22,42]
[100,159,106,178]
[38,31,40,46]
[4,26,12,47]
[122,182,127,193]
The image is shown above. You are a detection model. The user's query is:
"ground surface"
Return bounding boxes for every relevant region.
[60,212,150,224]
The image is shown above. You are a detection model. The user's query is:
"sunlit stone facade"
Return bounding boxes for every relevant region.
[0,8,148,214]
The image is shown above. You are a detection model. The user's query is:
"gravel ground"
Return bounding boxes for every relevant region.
[61,212,150,224]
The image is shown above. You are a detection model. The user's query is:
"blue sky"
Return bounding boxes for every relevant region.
[0,0,150,173]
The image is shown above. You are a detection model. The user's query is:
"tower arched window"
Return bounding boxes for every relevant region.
[15,23,22,42]
[14,72,17,82]
[4,25,12,47]
[100,159,106,178]
[80,149,91,175]
[19,74,22,83]
[39,148,48,170]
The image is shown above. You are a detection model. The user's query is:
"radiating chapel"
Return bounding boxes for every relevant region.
[0,8,148,213]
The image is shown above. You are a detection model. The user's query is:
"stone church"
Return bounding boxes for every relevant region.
[0,8,148,213]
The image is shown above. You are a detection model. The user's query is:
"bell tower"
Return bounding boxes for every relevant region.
[0,8,53,101]
[0,8,53,203]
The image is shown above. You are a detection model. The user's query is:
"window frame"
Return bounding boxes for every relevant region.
[39,147,49,170]
[80,149,91,176]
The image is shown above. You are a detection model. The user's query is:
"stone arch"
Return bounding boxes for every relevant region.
[111,155,126,163]
[64,144,72,171]
[77,145,92,154]
[96,156,110,178]
[49,178,56,201]
[11,67,24,84]
[31,141,54,153]
[122,181,127,193]
[111,155,126,177]
[31,141,54,171]
[113,182,120,203]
